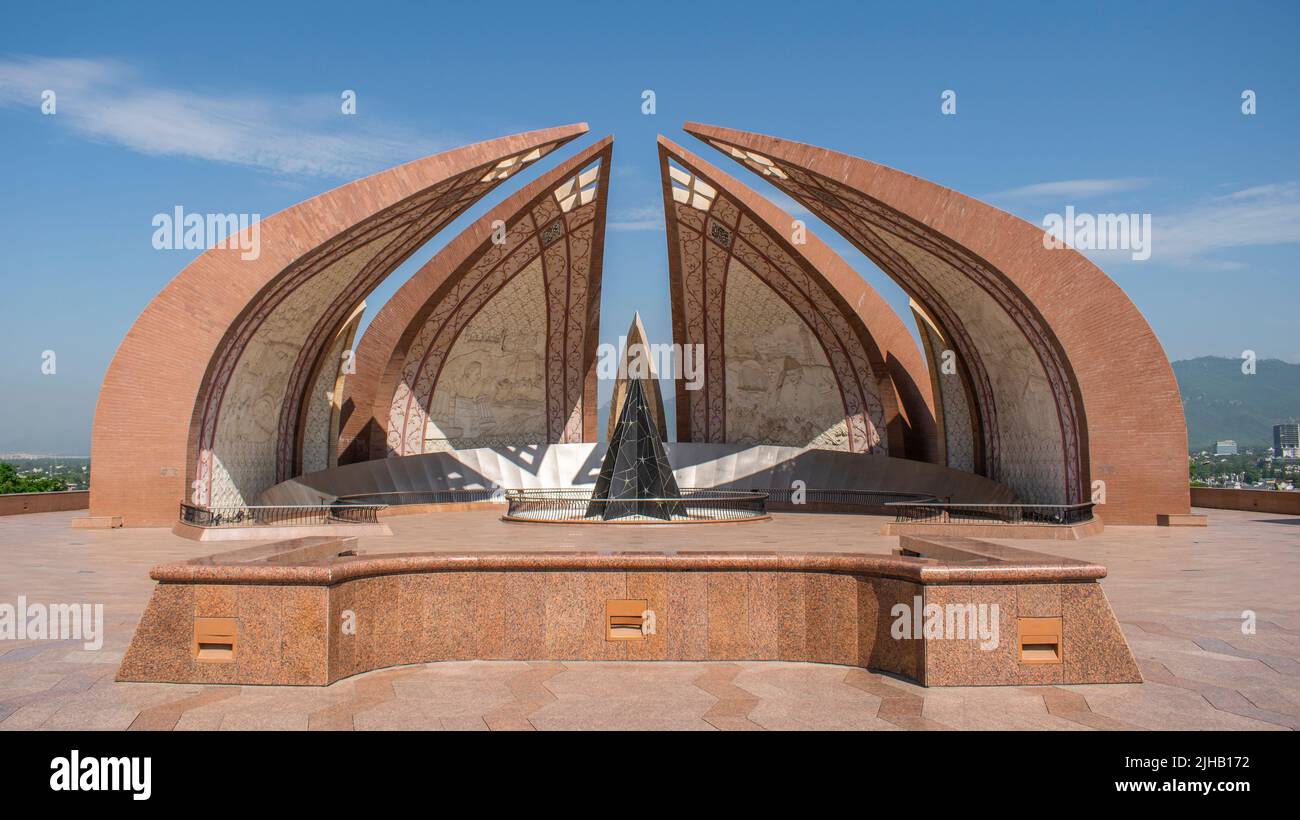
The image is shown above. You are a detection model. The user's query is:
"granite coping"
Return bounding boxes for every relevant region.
[148,535,1107,586]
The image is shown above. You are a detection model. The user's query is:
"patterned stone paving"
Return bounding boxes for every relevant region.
[0,508,1296,730]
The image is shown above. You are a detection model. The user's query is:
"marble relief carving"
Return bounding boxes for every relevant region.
[917,317,976,473]
[193,141,568,508]
[878,232,1067,503]
[724,264,849,448]
[703,144,1085,504]
[423,265,547,451]
[665,155,885,453]
[388,161,605,456]
[199,235,400,508]
[300,328,352,475]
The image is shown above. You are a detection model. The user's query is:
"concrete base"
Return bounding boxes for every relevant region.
[171,521,392,542]
[71,515,123,529]
[881,517,1104,541]
[1157,513,1209,527]
[119,533,1139,688]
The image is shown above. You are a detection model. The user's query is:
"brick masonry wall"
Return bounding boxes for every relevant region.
[0,490,89,516]
[338,139,613,464]
[1191,487,1300,515]
[89,126,588,527]
[684,123,1191,524]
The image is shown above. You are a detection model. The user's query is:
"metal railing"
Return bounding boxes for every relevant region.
[503,488,768,523]
[763,488,943,508]
[887,501,1095,526]
[334,489,500,506]
[179,502,386,528]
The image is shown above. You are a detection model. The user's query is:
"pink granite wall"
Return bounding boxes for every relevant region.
[323,570,924,682]
[1191,487,1300,515]
[0,490,89,516]
[119,569,1136,687]
[922,582,1140,686]
[120,582,329,685]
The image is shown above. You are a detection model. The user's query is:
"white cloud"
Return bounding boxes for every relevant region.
[1013,180,1300,270]
[1143,181,1300,266]
[0,56,450,177]
[988,177,1152,200]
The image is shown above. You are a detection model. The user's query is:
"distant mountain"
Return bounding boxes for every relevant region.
[1172,356,1300,450]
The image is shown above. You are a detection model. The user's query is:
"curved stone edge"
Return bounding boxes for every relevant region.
[89,124,588,527]
[338,136,615,463]
[120,557,1130,688]
[683,122,1188,525]
[146,548,1106,585]
[119,531,1134,687]
[297,300,366,475]
[657,136,937,460]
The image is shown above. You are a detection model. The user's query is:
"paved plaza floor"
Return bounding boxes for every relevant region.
[1,508,1296,730]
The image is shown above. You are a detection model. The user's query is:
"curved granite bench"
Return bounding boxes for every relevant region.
[119,535,1140,687]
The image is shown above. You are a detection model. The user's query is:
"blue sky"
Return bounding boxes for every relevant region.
[1,0,1297,454]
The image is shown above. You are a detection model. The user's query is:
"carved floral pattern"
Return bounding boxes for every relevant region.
[387,158,608,456]
[701,138,1086,504]
[192,138,569,507]
[663,151,886,454]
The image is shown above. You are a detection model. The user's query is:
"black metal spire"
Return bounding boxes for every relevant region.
[588,378,683,521]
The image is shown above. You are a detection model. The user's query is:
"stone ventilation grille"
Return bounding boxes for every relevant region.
[669,164,717,211]
[553,163,600,213]
[709,140,789,180]
[481,147,544,183]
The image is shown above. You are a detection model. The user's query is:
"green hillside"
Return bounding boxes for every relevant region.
[1172,356,1300,451]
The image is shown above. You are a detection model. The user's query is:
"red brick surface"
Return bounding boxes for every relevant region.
[338,137,614,463]
[89,125,588,526]
[0,491,88,516]
[685,123,1189,524]
[1191,487,1300,515]
[657,137,938,461]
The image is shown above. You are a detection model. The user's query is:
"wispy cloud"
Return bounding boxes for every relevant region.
[1151,181,1300,266]
[609,205,663,231]
[0,56,451,177]
[988,177,1152,200]
[1070,181,1300,270]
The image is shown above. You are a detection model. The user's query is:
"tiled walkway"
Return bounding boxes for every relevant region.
[0,508,1296,730]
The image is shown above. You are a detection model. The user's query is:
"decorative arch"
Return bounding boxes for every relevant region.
[89,124,587,525]
[658,137,936,459]
[338,137,614,462]
[686,122,1189,523]
[298,300,366,476]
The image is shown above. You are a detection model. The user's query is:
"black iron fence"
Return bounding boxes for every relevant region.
[333,489,501,506]
[887,501,1095,526]
[503,488,768,523]
[179,502,386,528]
[763,488,942,509]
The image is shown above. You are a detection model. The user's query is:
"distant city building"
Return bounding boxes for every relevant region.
[1216,440,1238,456]
[1276,423,1300,459]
